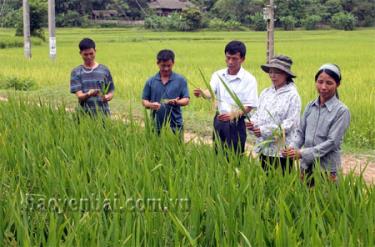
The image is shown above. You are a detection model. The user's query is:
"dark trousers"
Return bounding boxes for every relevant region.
[260,154,293,175]
[213,115,247,155]
[301,164,338,187]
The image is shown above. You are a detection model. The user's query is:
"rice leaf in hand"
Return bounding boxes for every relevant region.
[265,109,286,149]
[198,68,218,113]
[198,68,215,101]
[216,73,250,121]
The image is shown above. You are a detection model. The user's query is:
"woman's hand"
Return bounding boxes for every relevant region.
[253,127,261,137]
[282,147,301,159]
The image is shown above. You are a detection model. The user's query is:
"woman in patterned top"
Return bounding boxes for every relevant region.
[282,64,350,185]
[246,55,301,174]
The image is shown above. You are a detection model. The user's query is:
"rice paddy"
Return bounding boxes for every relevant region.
[0,28,374,245]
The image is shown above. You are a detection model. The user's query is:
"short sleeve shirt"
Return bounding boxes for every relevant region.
[142,72,190,128]
[70,64,115,114]
[210,67,258,114]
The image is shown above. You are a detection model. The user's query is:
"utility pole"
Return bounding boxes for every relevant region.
[263,0,275,63]
[48,0,56,60]
[23,0,31,59]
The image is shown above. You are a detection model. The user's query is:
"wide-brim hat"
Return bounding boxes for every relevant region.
[261,55,296,78]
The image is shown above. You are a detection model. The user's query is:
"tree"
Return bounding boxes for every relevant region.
[250,12,266,31]
[15,0,47,40]
[211,0,263,23]
[183,8,203,30]
[331,12,356,30]
[303,15,322,30]
[280,15,297,30]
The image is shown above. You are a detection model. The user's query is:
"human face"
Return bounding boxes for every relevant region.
[225,52,244,75]
[80,48,96,66]
[316,72,339,103]
[269,68,288,89]
[158,60,174,77]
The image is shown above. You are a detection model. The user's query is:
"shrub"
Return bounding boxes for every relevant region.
[0,9,21,28]
[182,8,203,31]
[280,16,297,30]
[0,76,36,91]
[303,15,322,30]
[144,12,203,31]
[250,12,267,31]
[56,11,89,27]
[208,18,243,31]
[15,0,47,41]
[331,12,357,30]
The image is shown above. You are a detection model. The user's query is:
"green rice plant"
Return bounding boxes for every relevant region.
[0,96,373,246]
[0,28,374,148]
[197,68,219,114]
[259,109,286,150]
[216,73,250,121]
[97,79,111,97]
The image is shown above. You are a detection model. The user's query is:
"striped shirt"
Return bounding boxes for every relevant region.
[70,64,114,114]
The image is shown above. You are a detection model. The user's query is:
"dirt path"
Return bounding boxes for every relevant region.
[184,132,375,184]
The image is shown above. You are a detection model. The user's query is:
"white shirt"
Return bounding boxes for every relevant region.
[251,83,301,157]
[210,67,258,114]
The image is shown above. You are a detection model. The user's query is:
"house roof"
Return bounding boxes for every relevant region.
[148,0,195,10]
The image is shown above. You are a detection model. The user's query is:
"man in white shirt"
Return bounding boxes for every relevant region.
[194,41,258,154]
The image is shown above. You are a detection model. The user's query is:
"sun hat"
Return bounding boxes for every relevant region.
[261,55,296,78]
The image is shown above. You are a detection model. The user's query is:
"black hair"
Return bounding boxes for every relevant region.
[79,38,96,51]
[224,41,246,58]
[157,49,175,63]
[315,68,341,85]
[315,64,342,98]
[286,75,294,84]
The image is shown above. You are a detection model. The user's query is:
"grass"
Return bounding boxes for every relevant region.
[0,28,374,148]
[0,29,42,49]
[0,27,374,245]
[0,98,374,246]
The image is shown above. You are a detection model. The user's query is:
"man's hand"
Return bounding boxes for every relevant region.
[102,94,113,102]
[282,147,301,160]
[245,121,254,131]
[217,113,232,122]
[194,88,211,99]
[166,97,180,106]
[193,88,204,97]
[149,102,161,111]
[87,89,99,97]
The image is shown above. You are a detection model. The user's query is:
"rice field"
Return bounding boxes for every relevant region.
[0,28,374,148]
[0,28,375,245]
[0,99,374,246]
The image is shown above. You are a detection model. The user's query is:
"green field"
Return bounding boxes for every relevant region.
[0,28,375,246]
[0,28,374,149]
[0,98,374,246]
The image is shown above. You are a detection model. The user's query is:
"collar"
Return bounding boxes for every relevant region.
[155,71,176,82]
[222,67,245,82]
[313,95,339,112]
[271,82,295,94]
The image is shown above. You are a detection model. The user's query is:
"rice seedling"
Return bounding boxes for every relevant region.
[0,28,374,246]
[0,96,373,246]
[216,74,251,121]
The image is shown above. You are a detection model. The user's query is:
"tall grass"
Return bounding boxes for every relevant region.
[0,28,374,148]
[0,97,374,246]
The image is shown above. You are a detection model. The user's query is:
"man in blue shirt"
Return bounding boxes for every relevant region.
[142,50,190,136]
